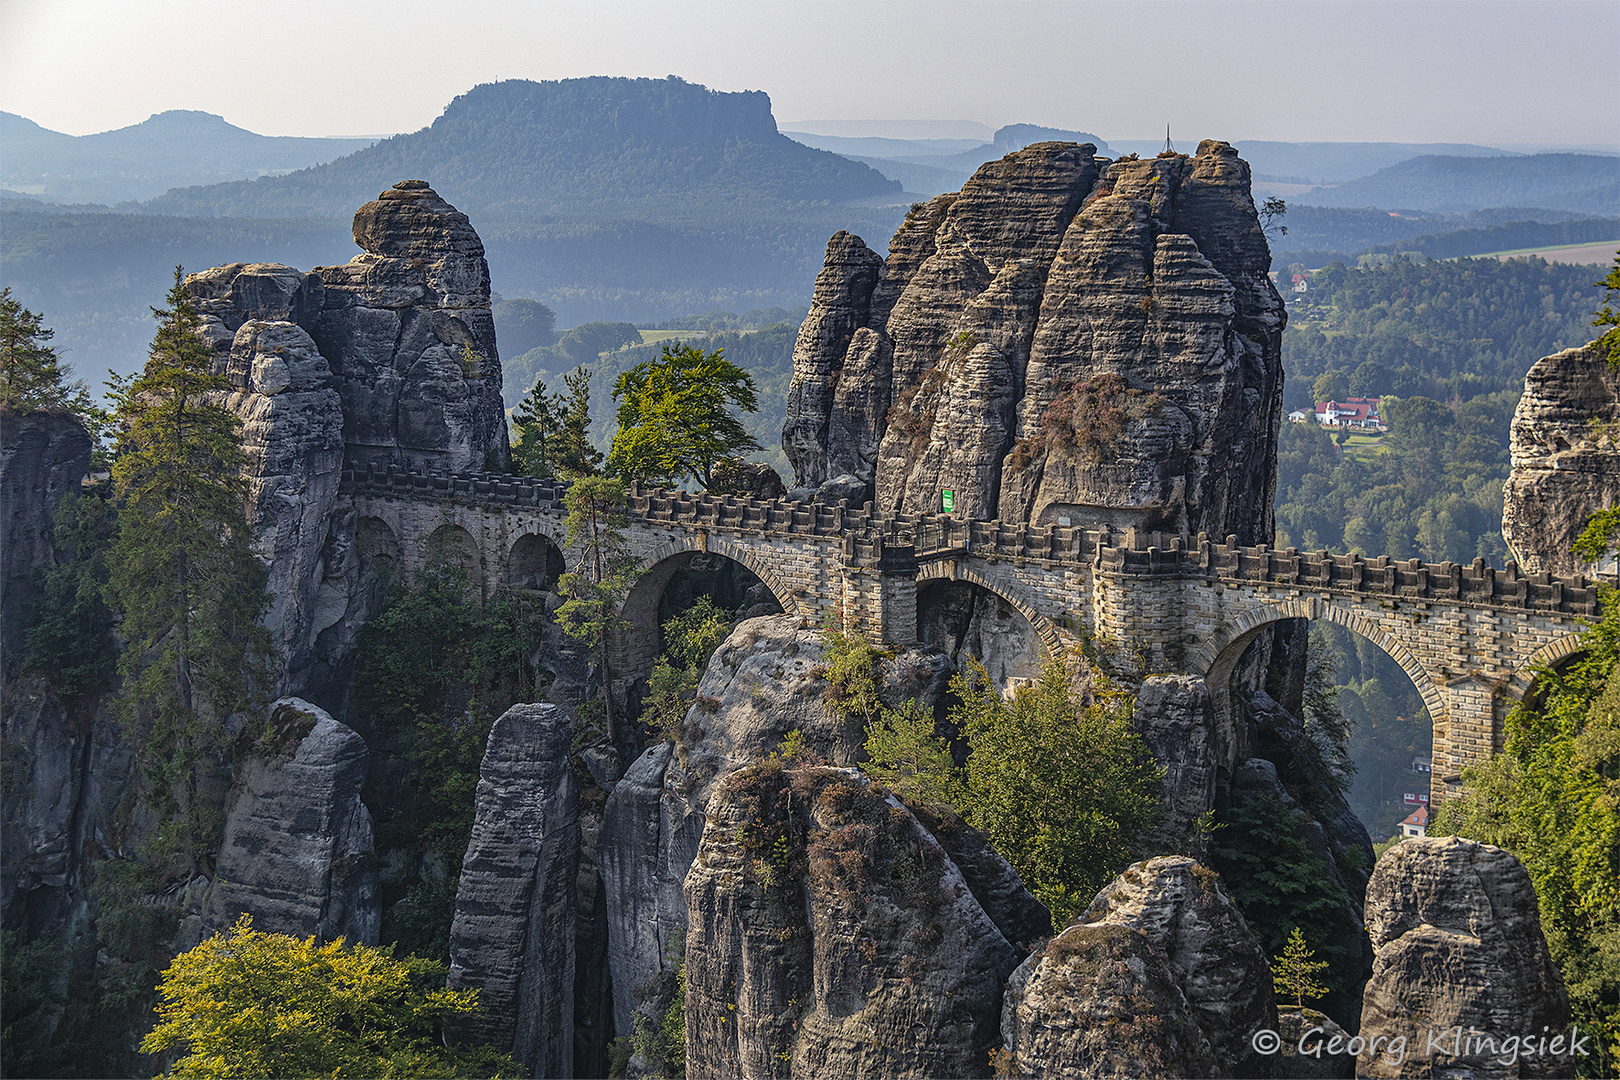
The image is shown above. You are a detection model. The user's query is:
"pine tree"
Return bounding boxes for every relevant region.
[1272,926,1331,1010]
[1593,252,1620,370]
[0,287,93,413]
[557,365,603,477]
[511,379,566,478]
[556,476,634,744]
[105,268,272,859]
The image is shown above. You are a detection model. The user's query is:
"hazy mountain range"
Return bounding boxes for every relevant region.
[0,110,374,205]
[2,76,1616,387]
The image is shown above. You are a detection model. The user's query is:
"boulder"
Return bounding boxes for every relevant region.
[684,764,1027,1079]
[204,698,377,944]
[1276,1007,1355,1079]
[1082,855,1278,1078]
[1501,341,1620,578]
[1357,837,1573,1079]
[446,702,579,1079]
[1000,920,1218,1079]
[0,409,91,685]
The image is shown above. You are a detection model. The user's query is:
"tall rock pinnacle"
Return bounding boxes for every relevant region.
[783,140,1285,544]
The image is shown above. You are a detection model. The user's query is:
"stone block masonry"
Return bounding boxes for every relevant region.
[339,465,1605,804]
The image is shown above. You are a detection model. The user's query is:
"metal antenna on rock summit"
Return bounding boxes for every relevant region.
[1164,124,1175,155]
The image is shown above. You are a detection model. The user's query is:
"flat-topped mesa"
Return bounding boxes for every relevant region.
[783,139,1285,545]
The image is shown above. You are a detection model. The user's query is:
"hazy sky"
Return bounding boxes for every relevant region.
[3,0,1616,147]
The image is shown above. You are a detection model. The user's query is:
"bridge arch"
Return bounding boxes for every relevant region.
[424,522,484,596]
[505,529,566,591]
[613,536,802,679]
[1505,629,1592,702]
[915,560,1065,659]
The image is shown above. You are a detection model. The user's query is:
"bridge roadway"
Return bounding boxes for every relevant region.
[338,464,1607,804]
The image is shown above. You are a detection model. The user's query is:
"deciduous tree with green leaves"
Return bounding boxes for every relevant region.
[556,476,636,743]
[140,915,517,1078]
[608,343,760,488]
[104,268,272,859]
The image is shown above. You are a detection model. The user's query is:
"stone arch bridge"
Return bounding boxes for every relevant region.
[340,464,1606,804]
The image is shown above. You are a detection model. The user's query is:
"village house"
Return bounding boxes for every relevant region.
[1399,804,1430,839]
[1313,397,1386,430]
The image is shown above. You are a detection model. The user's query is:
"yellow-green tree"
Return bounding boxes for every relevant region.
[141,915,516,1078]
[105,268,272,858]
[607,343,760,488]
[1272,926,1330,1010]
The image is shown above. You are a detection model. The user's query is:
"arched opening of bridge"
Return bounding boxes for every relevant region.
[423,523,483,597]
[615,550,788,683]
[1205,615,1436,848]
[506,532,565,592]
[916,579,1041,690]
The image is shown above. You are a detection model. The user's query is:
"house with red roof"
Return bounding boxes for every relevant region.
[1314,397,1386,431]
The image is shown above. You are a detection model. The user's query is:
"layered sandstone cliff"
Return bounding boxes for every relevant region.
[1502,341,1620,577]
[784,140,1285,543]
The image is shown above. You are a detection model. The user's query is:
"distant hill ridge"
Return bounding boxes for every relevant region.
[0,110,375,205]
[1296,152,1620,215]
[134,77,899,224]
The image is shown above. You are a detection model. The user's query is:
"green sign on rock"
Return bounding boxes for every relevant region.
[942,490,955,513]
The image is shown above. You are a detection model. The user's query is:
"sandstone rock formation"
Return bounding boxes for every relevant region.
[1357,836,1572,1080]
[204,698,378,944]
[599,614,856,1042]
[1001,921,1219,1079]
[783,140,1285,544]
[1502,341,1620,578]
[446,702,579,1080]
[1131,675,1218,851]
[186,183,509,696]
[0,409,90,685]
[1081,855,1278,1077]
[684,764,1031,1079]
[1276,1007,1355,1079]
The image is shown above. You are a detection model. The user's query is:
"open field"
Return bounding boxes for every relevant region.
[1339,433,1389,461]
[637,329,689,344]
[1478,240,1618,265]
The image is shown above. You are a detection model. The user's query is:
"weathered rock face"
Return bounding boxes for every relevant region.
[447,702,579,1079]
[684,764,1032,1079]
[218,318,344,693]
[1081,855,1278,1078]
[1357,837,1572,1080]
[204,698,378,945]
[185,185,507,694]
[599,615,854,1042]
[784,140,1285,543]
[1276,1007,1355,1079]
[0,409,91,685]
[1502,342,1620,578]
[1001,921,1219,1080]
[312,181,509,474]
[1131,675,1219,851]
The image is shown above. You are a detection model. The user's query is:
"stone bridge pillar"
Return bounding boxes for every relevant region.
[1433,675,1504,803]
[839,534,919,647]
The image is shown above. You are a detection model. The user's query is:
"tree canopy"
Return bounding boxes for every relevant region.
[0,286,92,413]
[104,268,271,858]
[140,915,517,1078]
[607,343,761,488]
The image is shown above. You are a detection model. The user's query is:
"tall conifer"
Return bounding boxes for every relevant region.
[106,268,271,857]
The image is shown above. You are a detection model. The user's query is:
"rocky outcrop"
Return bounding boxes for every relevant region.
[217,318,344,693]
[204,698,377,944]
[1001,921,1219,1079]
[1357,837,1572,1080]
[1502,341,1620,577]
[446,702,579,1079]
[684,763,1030,1079]
[312,181,509,474]
[0,409,91,685]
[1131,675,1219,851]
[185,183,508,695]
[1276,1007,1354,1079]
[1081,855,1277,1078]
[783,140,1285,543]
[599,614,855,1042]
